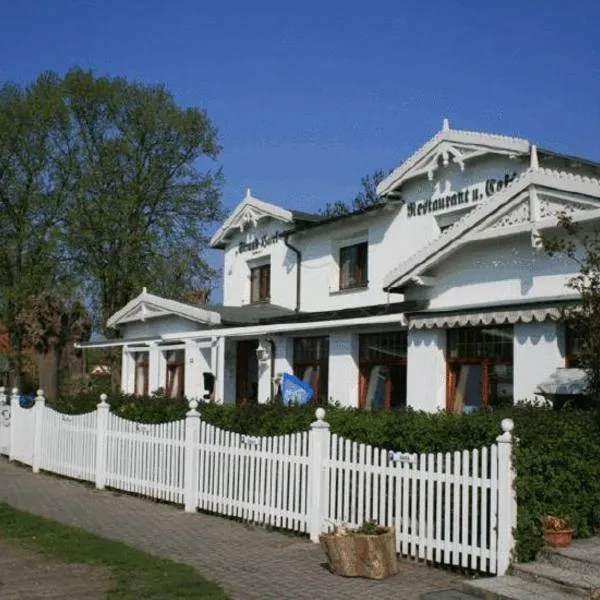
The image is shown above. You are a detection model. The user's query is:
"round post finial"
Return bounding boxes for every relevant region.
[315,407,326,421]
[99,393,108,404]
[501,418,514,434]
[187,398,200,417]
[11,387,18,396]
[36,389,44,398]
[0,386,5,394]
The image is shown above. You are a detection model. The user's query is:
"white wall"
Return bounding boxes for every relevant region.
[223,220,296,309]
[513,321,564,402]
[328,332,359,407]
[414,234,577,310]
[222,338,237,404]
[183,340,211,401]
[122,316,207,339]
[406,328,447,412]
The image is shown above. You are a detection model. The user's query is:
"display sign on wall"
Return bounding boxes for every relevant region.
[407,172,518,218]
[238,232,280,254]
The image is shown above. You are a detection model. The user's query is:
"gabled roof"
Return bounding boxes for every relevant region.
[210,189,322,249]
[377,119,530,198]
[107,288,222,330]
[383,167,600,292]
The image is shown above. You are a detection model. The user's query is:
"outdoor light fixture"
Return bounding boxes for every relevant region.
[255,341,270,362]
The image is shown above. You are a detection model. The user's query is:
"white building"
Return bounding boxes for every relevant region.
[82,120,600,413]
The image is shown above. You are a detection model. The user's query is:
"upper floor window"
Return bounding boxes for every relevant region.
[339,242,368,290]
[250,264,270,303]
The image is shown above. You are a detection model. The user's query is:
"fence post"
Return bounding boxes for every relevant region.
[184,399,200,513]
[496,418,516,575]
[309,407,331,543]
[32,389,45,473]
[95,394,110,490]
[8,388,18,461]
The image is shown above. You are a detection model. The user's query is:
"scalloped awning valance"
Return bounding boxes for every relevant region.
[408,304,575,330]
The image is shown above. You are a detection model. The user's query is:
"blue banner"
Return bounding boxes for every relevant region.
[281,373,313,406]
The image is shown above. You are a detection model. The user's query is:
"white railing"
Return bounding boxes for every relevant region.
[0,392,516,575]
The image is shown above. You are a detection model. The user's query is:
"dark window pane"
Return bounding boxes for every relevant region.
[250,264,270,302]
[340,242,368,289]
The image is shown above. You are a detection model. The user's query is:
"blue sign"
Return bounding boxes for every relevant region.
[281,373,313,406]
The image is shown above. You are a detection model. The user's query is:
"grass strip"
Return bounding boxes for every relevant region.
[0,502,229,599]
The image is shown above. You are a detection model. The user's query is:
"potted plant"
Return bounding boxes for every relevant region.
[541,515,574,548]
[319,520,398,579]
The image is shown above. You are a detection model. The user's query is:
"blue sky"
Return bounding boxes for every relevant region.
[1,0,599,299]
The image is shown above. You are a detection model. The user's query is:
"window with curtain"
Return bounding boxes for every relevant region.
[134,352,149,397]
[339,242,368,290]
[250,264,271,303]
[447,326,513,414]
[165,349,185,399]
[359,331,407,411]
[293,337,329,402]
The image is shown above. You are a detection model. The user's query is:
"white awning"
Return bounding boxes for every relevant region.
[408,305,567,330]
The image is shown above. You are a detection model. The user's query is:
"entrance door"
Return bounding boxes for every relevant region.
[236,339,259,404]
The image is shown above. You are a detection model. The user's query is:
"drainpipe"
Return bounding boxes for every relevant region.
[267,338,277,403]
[283,232,302,312]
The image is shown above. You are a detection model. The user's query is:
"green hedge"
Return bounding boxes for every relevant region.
[50,392,600,563]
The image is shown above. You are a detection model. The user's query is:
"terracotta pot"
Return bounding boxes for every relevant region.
[543,528,574,548]
[319,527,398,580]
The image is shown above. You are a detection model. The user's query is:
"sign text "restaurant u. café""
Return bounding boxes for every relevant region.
[407,172,518,218]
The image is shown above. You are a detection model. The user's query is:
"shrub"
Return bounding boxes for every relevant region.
[52,393,600,563]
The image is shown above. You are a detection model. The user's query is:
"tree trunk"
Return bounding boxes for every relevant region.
[320,529,398,579]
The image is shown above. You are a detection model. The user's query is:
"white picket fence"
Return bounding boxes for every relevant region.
[0,389,517,575]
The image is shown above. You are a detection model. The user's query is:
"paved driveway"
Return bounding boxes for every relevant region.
[0,458,466,600]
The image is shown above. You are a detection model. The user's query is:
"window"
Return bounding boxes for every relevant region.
[165,349,185,399]
[250,264,270,303]
[134,352,149,397]
[339,242,368,290]
[565,323,585,368]
[447,326,513,413]
[293,337,329,402]
[359,332,407,411]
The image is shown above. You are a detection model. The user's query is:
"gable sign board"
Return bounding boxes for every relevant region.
[407,172,518,218]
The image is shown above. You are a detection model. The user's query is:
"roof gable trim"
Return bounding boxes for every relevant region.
[107,289,221,329]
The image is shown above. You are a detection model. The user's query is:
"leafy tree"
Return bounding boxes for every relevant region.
[59,68,224,333]
[0,68,224,388]
[542,212,600,402]
[321,169,388,217]
[16,292,91,401]
[0,73,73,386]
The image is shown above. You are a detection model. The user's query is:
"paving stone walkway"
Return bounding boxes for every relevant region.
[0,538,112,599]
[0,458,467,600]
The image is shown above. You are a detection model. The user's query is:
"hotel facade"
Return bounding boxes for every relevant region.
[85,121,600,412]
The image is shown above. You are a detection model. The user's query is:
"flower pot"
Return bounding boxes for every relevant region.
[319,527,398,579]
[544,528,574,548]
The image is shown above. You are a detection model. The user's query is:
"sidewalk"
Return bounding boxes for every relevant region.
[0,458,466,600]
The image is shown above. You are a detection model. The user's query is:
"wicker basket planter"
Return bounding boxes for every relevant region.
[319,526,398,580]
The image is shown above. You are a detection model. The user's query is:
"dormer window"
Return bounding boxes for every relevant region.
[340,242,368,290]
[251,263,270,303]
